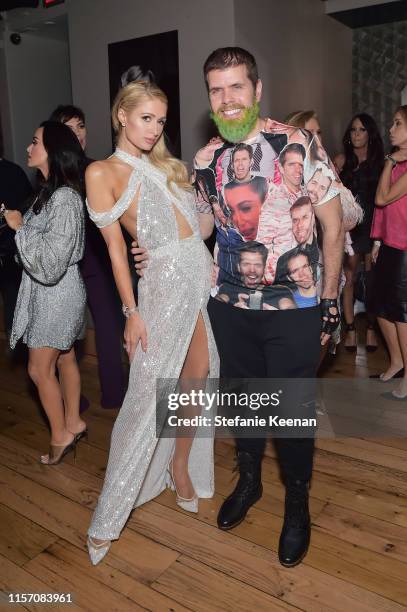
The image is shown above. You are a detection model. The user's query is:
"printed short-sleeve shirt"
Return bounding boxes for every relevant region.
[194,120,340,311]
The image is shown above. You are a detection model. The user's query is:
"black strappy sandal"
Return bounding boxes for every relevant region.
[344,322,357,353]
[366,322,378,353]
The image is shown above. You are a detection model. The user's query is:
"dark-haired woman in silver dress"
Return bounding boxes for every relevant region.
[3,120,87,465]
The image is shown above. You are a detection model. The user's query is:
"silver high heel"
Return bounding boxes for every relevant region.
[168,462,198,513]
[87,536,111,565]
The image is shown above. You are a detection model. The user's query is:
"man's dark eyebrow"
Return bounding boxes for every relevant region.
[237,199,256,207]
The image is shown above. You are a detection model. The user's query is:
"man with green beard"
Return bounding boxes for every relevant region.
[133,47,344,568]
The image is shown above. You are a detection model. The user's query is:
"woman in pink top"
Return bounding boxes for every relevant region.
[371,105,407,399]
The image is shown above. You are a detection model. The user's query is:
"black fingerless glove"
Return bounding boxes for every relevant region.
[320,298,340,336]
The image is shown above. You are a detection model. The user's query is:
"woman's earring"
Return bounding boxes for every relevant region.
[121,123,126,127]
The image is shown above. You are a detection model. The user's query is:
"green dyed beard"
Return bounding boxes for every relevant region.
[210,100,260,143]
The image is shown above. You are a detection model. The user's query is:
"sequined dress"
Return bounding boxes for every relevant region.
[10,186,86,350]
[87,149,219,541]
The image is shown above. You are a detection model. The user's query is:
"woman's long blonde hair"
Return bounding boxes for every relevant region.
[284,110,318,128]
[112,81,191,192]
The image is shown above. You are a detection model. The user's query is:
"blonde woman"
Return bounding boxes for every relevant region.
[86,81,218,564]
[285,110,322,139]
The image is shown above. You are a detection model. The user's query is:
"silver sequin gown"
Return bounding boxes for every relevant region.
[87,149,219,541]
[10,186,86,350]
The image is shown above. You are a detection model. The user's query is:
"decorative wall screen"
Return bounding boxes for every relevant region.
[353,20,407,146]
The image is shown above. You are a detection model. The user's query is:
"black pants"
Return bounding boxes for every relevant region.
[0,256,22,335]
[83,270,126,408]
[207,298,321,482]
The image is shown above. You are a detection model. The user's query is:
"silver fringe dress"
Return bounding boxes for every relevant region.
[10,186,86,350]
[87,149,219,541]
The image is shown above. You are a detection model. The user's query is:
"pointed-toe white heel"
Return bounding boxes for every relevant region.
[87,536,111,565]
[168,463,198,513]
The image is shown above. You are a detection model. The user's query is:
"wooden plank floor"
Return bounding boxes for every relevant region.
[0,316,406,612]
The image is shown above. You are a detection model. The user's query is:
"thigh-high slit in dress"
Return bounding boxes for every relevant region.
[87,148,219,541]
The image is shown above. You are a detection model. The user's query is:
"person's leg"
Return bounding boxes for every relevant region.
[85,272,125,408]
[263,307,320,483]
[208,298,266,529]
[171,312,209,500]
[394,322,407,397]
[263,306,321,567]
[208,297,266,456]
[28,347,75,462]
[342,253,360,350]
[377,317,404,380]
[57,347,86,437]
[365,253,378,350]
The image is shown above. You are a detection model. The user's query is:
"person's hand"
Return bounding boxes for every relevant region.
[1,206,23,231]
[389,150,407,163]
[124,313,147,361]
[194,137,223,167]
[320,298,340,346]
[262,303,278,310]
[235,293,250,309]
[263,118,283,133]
[371,242,380,264]
[131,240,149,276]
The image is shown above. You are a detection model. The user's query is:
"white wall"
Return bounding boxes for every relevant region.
[0,0,353,166]
[234,0,352,156]
[2,32,72,169]
[68,0,235,165]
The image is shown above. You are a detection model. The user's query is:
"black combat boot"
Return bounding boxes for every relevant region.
[278,479,311,567]
[217,451,263,530]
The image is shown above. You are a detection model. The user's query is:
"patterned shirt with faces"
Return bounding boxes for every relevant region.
[194,121,340,311]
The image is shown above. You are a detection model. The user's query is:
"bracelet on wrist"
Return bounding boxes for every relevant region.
[122,303,138,318]
[373,240,381,247]
[384,154,397,167]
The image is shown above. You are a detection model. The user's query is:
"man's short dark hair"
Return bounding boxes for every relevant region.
[287,247,311,271]
[49,104,85,124]
[203,47,258,89]
[290,196,312,215]
[308,167,333,190]
[224,175,268,203]
[232,143,253,162]
[237,240,268,265]
[279,143,306,167]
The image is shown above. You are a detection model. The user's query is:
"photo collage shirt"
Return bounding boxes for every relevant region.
[194,120,341,310]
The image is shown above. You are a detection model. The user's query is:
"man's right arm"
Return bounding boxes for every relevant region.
[194,137,223,168]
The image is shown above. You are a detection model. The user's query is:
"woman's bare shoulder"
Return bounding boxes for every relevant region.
[86,156,131,187]
[86,158,115,181]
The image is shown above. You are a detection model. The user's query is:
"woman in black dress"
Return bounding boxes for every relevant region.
[334,113,384,352]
